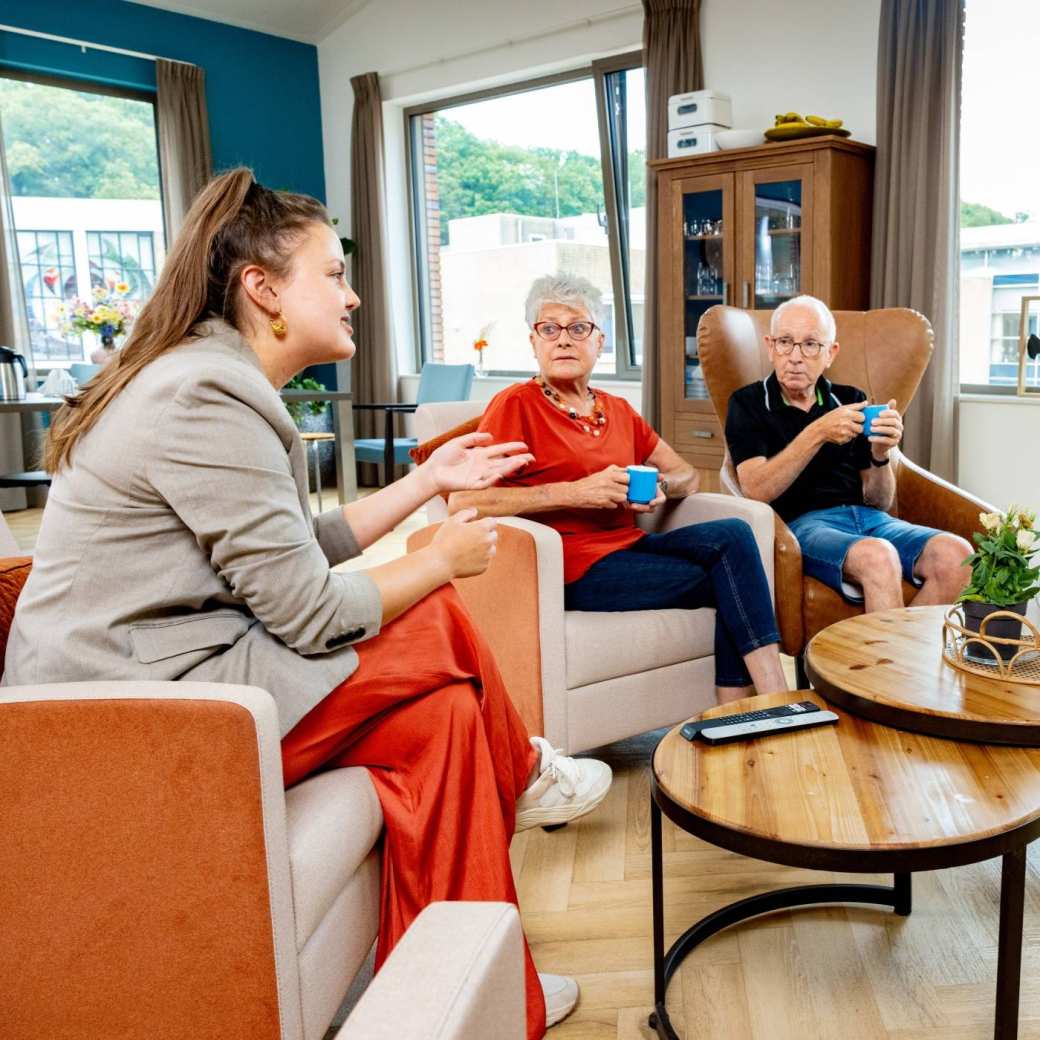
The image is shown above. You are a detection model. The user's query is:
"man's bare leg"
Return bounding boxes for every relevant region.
[843,537,903,613]
[911,533,972,606]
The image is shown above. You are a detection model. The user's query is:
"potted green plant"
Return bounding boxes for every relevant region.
[283,375,327,426]
[958,506,1040,661]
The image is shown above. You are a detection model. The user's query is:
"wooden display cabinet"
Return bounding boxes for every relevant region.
[651,136,875,489]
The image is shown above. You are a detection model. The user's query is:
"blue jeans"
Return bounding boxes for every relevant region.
[564,518,780,687]
[788,504,942,604]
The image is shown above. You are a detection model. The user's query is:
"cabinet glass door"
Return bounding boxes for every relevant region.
[741,166,813,310]
[681,185,728,400]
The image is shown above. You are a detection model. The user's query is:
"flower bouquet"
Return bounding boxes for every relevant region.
[59,279,137,362]
[958,506,1040,661]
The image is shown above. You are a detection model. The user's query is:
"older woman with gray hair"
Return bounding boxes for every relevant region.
[450,273,787,704]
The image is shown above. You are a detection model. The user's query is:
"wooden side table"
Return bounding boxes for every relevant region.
[806,605,1040,744]
[650,691,1040,1040]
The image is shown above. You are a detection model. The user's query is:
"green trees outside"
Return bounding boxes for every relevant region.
[0,78,159,199]
[960,201,1028,227]
[433,116,645,243]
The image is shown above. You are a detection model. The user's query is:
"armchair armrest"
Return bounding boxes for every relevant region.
[339,902,525,1040]
[0,681,303,1040]
[406,517,565,742]
[895,451,993,545]
[773,515,805,657]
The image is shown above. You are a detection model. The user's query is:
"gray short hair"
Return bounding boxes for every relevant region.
[525,273,605,327]
[770,294,837,343]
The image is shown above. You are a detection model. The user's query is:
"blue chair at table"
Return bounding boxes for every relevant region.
[354,363,475,486]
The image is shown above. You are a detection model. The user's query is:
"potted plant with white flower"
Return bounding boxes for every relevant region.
[958,506,1040,661]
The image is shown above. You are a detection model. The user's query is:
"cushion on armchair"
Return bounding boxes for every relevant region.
[0,557,31,663]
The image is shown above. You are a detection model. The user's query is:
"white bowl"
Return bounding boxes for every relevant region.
[715,129,765,150]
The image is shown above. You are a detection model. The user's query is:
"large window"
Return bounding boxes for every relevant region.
[407,56,645,378]
[959,0,1040,391]
[0,74,165,366]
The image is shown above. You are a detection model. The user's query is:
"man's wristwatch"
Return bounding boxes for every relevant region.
[869,453,890,467]
[658,477,670,497]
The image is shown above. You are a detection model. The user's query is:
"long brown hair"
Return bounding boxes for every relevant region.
[44,167,330,472]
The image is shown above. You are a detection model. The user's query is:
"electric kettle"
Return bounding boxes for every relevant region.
[0,345,28,401]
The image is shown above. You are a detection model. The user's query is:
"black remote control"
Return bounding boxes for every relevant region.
[681,701,837,744]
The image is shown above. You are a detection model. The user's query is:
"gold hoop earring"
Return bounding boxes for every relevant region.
[270,314,288,338]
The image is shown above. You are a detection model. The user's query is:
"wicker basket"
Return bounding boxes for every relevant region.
[942,605,1040,685]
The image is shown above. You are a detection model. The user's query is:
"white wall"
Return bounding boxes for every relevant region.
[317,0,882,386]
[958,396,1040,513]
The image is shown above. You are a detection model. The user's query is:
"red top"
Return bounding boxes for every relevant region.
[477,380,660,583]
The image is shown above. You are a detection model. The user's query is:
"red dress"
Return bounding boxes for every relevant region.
[477,380,660,583]
[281,586,545,1039]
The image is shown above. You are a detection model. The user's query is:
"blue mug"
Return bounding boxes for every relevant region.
[862,403,886,438]
[627,465,659,504]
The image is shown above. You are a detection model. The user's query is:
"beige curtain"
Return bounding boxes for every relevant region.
[871,0,964,481]
[0,116,30,508]
[350,71,397,486]
[641,0,703,429]
[156,60,213,245]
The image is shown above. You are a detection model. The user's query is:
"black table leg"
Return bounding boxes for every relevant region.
[994,845,1027,1040]
[383,408,394,487]
[894,872,912,916]
[650,795,674,1036]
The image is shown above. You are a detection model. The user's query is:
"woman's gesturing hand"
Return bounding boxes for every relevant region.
[423,431,533,494]
[430,507,499,579]
[568,465,631,509]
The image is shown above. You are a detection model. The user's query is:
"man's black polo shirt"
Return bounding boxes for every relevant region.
[724,372,872,523]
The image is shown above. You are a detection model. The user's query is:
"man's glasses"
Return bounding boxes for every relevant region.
[533,321,598,342]
[770,335,828,358]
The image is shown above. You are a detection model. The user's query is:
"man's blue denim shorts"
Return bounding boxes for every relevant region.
[787,504,942,604]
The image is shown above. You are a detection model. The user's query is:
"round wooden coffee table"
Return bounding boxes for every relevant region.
[805,606,1040,745]
[650,691,1040,1040]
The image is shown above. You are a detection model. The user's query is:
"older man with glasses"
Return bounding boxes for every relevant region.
[725,294,971,612]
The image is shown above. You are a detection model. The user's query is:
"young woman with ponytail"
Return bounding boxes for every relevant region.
[4,168,612,1036]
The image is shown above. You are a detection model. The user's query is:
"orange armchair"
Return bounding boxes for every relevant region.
[697,306,993,676]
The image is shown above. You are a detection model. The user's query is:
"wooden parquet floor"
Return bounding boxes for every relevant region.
[521,729,1040,1040]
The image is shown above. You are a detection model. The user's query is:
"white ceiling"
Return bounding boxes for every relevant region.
[125,0,371,44]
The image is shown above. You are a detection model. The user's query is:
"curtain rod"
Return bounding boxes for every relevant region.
[0,23,195,66]
[380,3,641,79]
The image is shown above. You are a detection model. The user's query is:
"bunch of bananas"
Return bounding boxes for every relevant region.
[773,112,844,129]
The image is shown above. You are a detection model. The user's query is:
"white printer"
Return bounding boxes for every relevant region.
[667,90,732,158]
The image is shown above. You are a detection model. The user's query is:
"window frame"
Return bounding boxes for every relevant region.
[403,51,645,381]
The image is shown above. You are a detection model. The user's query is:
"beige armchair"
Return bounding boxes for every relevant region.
[408,402,776,755]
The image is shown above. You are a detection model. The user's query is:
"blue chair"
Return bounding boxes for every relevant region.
[354,363,475,486]
[69,363,102,384]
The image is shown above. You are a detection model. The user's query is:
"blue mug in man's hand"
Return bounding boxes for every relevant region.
[862,403,886,438]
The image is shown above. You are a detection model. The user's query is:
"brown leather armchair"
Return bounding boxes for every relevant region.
[697,306,993,679]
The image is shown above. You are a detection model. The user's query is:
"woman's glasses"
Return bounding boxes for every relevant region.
[533,321,598,342]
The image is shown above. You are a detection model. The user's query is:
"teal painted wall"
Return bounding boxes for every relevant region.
[0,0,325,200]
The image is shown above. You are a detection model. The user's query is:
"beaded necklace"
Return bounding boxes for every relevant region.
[534,376,607,437]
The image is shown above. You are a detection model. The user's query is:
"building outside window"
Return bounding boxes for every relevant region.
[408,57,645,379]
[0,74,165,367]
[959,0,1040,391]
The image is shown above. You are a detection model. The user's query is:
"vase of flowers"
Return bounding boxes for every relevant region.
[473,322,493,376]
[59,279,137,366]
[958,506,1040,661]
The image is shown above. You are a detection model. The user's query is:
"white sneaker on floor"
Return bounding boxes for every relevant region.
[540,972,579,1027]
[515,736,612,832]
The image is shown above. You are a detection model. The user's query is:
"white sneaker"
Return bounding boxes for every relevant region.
[515,736,612,832]
[540,972,579,1027]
